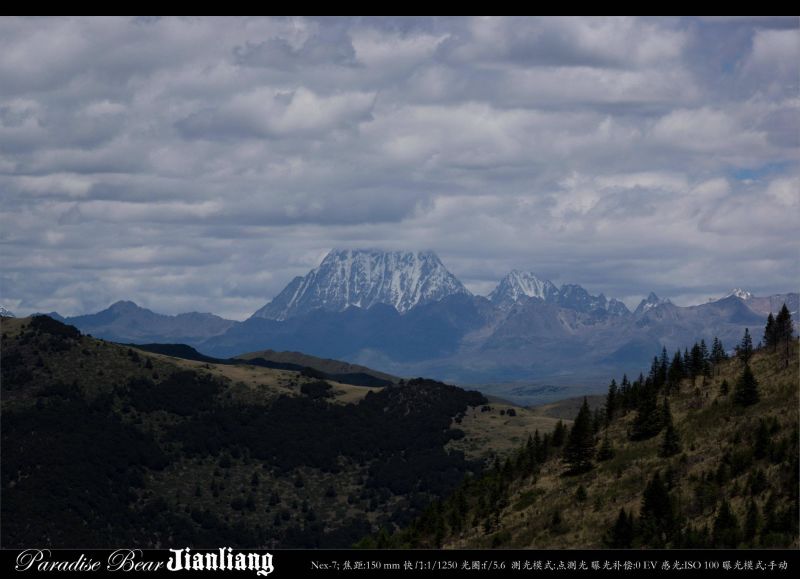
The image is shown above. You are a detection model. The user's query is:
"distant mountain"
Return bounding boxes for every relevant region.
[198,289,796,403]
[489,271,629,318]
[36,249,797,404]
[556,284,629,316]
[251,249,470,321]
[0,306,15,317]
[633,291,671,316]
[62,300,235,344]
[488,270,558,308]
[728,287,754,300]
[731,291,799,319]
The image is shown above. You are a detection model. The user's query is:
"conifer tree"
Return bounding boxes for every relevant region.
[737,328,753,364]
[533,429,547,463]
[667,351,683,393]
[774,304,794,368]
[658,347,669,387]
[639,472,675,547]
[764,313,777,350]
[549,509,565,534]
[551,420,567,447]
[605,379,618,423]
[659,399,681,458]
[606,508,635,548]
[713,499,741,548]
[733,364,760,406]
[597,431,615,461]
[563,398,595,475]
[592,408,603,434]
[689,342,703,378]
[699,339,711,377]
[619,374,631,409]
[719,379,729,396]
[710,336,725,362]
[630,384,663,441]
[775,304,794,343]
[744,500,760,543]
[753,419,770,459]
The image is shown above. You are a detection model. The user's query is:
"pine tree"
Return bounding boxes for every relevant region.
[606,508,635,548]
[737,328,753,364]
[549,509,565,534]
[774,304,794,368]
[630,384,663,441]
[764,313,777,350]
[597,431,615,461]
[689,342,703,378]
[733,364,760,406]
[667,350,683,393]
[713,499,741,548]
[551,420,567,447]
[533,429,547,463]
[744,500,760,543]
[753,419,770,459]
[775,304,794,343]
[699,339,711,377]
[719,379,729,396]
[659,399,681,458]
[710,337,727,375]
[659,346,669,387]
[639,472,675,547]
[605,379,618,423]
[563,398,595,475]
[592,408,603,434]
[619,374,631,408]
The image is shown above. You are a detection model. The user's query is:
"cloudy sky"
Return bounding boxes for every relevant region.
[1,16,798,319]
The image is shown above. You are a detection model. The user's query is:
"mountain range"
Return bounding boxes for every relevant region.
[35,249,798,404]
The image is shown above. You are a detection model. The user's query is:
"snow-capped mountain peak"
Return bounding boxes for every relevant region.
[728,288,753,300]
[634,292,672,315]
[488,270,558,306]
[0,306,15,317]
[251,249,471,320]
[489,273,630,316]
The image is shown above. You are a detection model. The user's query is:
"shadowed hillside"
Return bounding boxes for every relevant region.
[1,316,496,548]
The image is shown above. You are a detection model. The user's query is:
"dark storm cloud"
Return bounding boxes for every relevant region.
[1,16,797,319]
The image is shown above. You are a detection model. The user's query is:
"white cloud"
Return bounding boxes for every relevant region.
[1,17,797,317]
[741,28,800,96]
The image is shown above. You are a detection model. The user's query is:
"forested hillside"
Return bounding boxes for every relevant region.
[376,307,798,549]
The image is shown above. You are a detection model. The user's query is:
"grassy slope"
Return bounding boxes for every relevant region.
[236,349,399,383]
[440,343,798,548]
[447,401,565,462]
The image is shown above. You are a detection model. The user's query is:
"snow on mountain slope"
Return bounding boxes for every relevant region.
[488,270,558,307]
[251,249,471,320]
[634,292,672,316]
[728,288,754,300]
[489,272,630,316]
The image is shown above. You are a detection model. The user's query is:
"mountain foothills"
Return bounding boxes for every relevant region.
[47,249,798,404]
